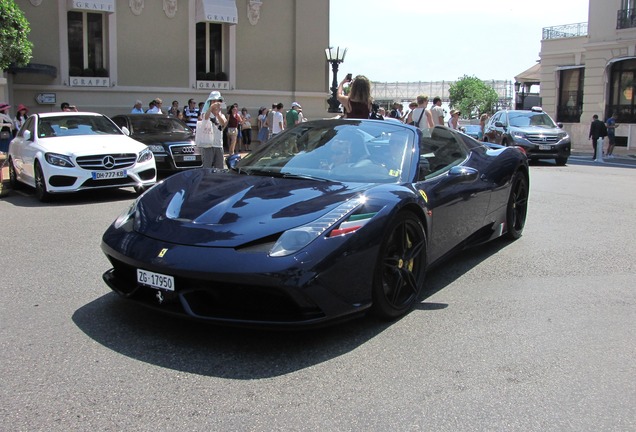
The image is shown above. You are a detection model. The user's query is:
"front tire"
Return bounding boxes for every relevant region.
[555,156,568,166]
[372,211,427,320]
[7,157,18,189]
[505,172,528,240]
[34,161,51,202]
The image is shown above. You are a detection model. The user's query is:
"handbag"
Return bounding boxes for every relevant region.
[194,119,214,147]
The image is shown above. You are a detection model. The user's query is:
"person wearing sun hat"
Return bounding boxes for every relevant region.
[196,91,226,169]
[447,109,461,130]
[14,104,29,130]
[0,103,16,154]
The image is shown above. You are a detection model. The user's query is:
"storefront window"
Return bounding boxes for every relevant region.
[608,59,636,123]
[67,11,107,77]
[557,68,584,123]
[196,23,223,81]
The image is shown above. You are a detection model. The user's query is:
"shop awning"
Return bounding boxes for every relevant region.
[515,63,541,84]
[196,0,238,24]
[67,0,115,13]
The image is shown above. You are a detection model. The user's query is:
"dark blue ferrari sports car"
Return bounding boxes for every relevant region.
[101,119,529,328]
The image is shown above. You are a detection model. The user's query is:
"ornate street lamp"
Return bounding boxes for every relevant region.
[325,46,347,113]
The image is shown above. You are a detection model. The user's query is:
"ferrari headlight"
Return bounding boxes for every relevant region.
[270,197,364,257]
[45,153,75,168]
[114,198,139,229]
[137,148,153,163]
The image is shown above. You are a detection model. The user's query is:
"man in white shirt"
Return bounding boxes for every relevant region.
[271,102,284,136]
[146,98,163,114]
[410,94,433,130]
[430,97,445,126]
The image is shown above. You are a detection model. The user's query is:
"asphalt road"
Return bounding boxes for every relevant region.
[1,162,635,431]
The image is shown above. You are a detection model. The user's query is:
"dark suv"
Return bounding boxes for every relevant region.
[111,114,202,172]
[483,107,571,165]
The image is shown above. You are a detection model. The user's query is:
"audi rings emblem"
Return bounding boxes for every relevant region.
[102,155,116,169]
[181,147,195,154]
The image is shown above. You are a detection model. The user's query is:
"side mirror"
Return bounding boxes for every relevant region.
[494,121,504,128]
[447,166,479,183]
[121,126,130,136]
[557,122,563,128]
[23,130,32,141]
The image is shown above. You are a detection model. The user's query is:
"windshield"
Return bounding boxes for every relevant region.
[237,120,415,183]
[130,117,192,135]
[509,111,557,128]
[37,115,122,138]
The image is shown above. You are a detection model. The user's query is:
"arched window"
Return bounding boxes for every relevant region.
[608,59,636,123]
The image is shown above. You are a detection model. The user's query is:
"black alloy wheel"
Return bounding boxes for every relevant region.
[34,161,51,202]
[372,211,427,319]
[505,171,529,240]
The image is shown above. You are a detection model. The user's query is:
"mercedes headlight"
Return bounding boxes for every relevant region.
[137,148,153,163]
[45,153,75,168]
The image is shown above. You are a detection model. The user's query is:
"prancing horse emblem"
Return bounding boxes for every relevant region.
[156,291,164,304]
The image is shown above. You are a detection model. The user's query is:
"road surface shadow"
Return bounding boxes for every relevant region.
[72,238,509,379]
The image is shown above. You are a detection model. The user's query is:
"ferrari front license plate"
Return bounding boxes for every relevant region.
[92,170,126,180]
[539,144,552,150]
[137,269,175,291]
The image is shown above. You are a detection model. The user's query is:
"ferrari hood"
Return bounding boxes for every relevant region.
[135,169,371,247]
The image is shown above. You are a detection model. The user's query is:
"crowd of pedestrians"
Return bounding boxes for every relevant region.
[119,92,313,162]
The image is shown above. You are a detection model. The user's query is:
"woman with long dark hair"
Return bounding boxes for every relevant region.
[337,74,372,119]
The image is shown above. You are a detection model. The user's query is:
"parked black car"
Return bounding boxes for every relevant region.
[483,107,571,165]
[111,114,202,172]
[101,120,530,328]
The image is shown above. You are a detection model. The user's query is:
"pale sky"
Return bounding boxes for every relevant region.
[329,0,590,83]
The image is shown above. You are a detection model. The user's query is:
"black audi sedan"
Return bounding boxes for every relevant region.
[111,114,202,172]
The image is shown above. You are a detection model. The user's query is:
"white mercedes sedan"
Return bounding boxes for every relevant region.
[7,112,156,201]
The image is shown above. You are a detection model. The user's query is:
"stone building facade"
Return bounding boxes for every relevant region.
[3,0,330,121]
[538,0,636,153]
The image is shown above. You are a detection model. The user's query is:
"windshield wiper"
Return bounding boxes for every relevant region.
[280,172,331,182]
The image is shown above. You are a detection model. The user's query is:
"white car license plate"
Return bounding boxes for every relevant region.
[137,269,175,291]
[539,144,552,150]
[92,170,126,180]
[183,155,196,161]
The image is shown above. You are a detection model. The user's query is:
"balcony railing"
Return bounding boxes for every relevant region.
[542,22,588,40]
[617,9,636,29]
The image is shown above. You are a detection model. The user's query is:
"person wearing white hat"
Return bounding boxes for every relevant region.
[286,101,301,129]
[196,91,226,169]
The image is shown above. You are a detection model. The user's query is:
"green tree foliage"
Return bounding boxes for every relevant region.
[0,0,33,70]
[448,75,499,119]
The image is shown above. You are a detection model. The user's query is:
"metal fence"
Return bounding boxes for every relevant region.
[370,79,514,107]
[542,22,588,40]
